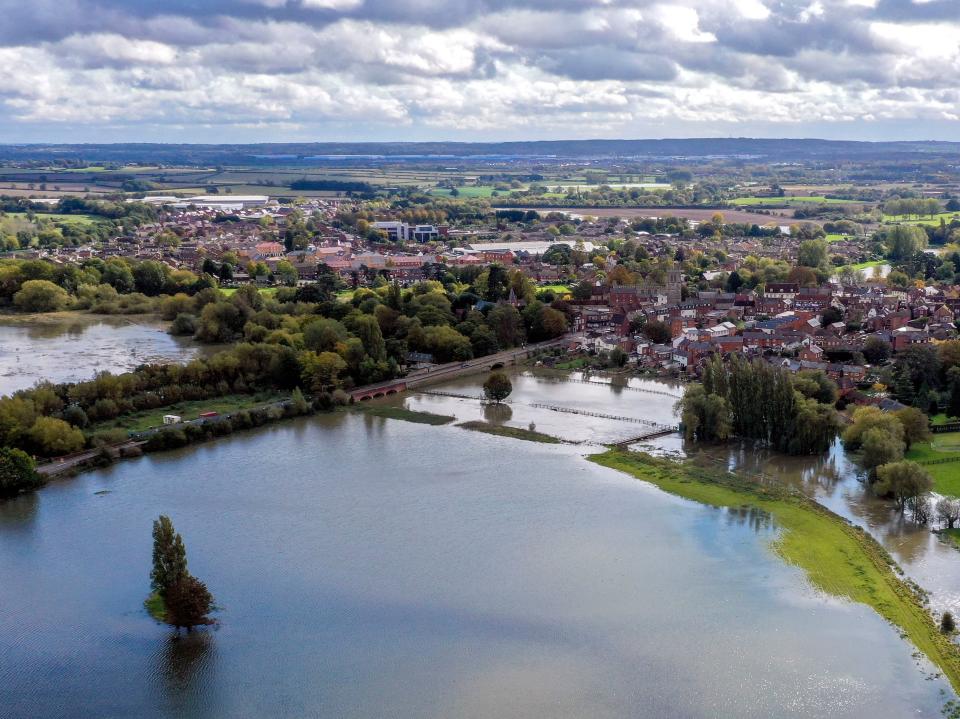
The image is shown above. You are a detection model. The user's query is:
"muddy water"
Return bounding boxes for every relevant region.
[402,369,960,615]
[0,314,215,395]
[0,408,954,718]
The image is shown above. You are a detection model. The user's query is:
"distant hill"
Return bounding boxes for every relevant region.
[3,138,960,165]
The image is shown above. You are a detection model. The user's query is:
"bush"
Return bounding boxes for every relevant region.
[28,416,86,456]
[144,428,189,452]
[169,313,198,336]
[13,280,71,313]
[0,447,42,498]
[942,611,956,634]
[90,428,130,447]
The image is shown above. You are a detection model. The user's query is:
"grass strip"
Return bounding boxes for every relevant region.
[360,406,455,425]
[589,449,960,694]
[457,421,561,444]
[144,592,167,622]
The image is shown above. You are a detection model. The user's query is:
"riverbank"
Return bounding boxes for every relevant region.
[589,449,960,694]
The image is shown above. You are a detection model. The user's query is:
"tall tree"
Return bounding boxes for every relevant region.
[151,515,188,596]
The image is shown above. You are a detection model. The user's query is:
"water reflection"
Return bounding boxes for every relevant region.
[724,504,775,534]
[688,437,960,613]
[0,492,38,538]
[150,631,217,715]
[483,402,513,425]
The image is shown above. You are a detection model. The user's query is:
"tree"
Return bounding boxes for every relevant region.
[893,407,931,451]
[483,371,513,403]
[642,319,671,344]
[164,575,214,630]
[151,515,188,595]
[936,497,960,529]
[797,239,828,268]
[0,447,41,498]
[885,225,928,260]
[948,367,960,419]
[301,351,347,392]
[860,427,905,474]
[486,304,525,348]
[863,336,892,365]
[13,279,71,312]
[874,460,933,511]
[27,416,85,456]
[150,515,214,630]
[942,611,956,635]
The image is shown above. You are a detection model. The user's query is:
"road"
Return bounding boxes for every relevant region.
[355,338,568,397]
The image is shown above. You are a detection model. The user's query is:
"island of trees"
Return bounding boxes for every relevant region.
[148,515,214,631]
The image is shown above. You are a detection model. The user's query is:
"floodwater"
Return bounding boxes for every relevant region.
[0,314,213,395]
[0,369,957,717]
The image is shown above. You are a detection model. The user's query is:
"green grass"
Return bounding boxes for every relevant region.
[554,357,591,370]
[359,406,455,425]
[884,212,960,227]
[144,592,167,622]
[537,284,572,297]
[730,196,855,206]
[336,289,355,302]
[824,233,852,242]
[939,529,960,552]
[219,287,279,297]
[457,420,561,444]
[3,211,100,227]
[589,449,960,694]
[906,432,960,496]
[929,414,958,427]
[90,392,281,434]
[430,186,501,198]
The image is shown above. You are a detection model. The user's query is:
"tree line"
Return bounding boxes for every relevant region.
[678,355,841,455]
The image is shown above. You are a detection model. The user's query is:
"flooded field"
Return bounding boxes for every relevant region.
[0,314,214,395]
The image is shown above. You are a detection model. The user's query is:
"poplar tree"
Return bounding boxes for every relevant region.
[151,515,188,596]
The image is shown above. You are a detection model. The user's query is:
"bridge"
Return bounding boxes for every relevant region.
[350,338,566,401]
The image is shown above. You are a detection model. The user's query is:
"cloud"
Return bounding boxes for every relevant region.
[0,0,958,141]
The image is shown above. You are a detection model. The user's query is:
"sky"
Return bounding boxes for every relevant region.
[1,0,958,144]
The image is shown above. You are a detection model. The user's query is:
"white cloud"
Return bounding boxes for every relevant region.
[0,0,958,140]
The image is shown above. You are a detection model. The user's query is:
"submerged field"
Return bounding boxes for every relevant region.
[590,449,960,696]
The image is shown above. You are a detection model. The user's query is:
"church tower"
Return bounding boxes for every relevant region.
[666,262,682,305]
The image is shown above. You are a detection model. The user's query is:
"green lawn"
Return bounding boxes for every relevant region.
[590,449,960,695]
[929,414,957,427]
[824,233,852,242]
[537,284,572,297]
[905,432,960,496]
[730,196,855,206]
[90,392,282,434]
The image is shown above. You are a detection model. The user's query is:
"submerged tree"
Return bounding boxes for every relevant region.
[151,515,188,594]
[150,515,213,630]
[483,371,513,404]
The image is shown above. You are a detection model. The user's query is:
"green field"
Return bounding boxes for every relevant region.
[430,186,501,198]
[906,431,960,496]
[730,196,856,206]
[590,449,960,695]
[90,392,281,434]
[824,233,852,242]
[3,211,101,227]
[884,212,960,227]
